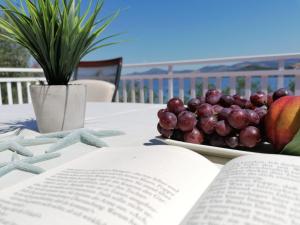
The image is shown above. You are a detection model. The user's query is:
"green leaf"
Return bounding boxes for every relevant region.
[281,128,300,155]
[0,0,121,85]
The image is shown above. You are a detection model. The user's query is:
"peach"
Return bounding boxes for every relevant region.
[265,96,300,152]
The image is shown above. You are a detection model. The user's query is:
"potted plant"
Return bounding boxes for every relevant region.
[0,0,119,133]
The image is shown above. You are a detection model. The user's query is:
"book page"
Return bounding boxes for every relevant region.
[0,145,219,225]
[180,154,300,225]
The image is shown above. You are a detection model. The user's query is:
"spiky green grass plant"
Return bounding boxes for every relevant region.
[0,0,119,85]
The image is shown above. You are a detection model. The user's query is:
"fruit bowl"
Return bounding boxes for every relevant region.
[156,136,275,159]
[156,88,300,157]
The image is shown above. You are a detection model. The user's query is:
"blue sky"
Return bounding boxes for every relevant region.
[88,0,300,64]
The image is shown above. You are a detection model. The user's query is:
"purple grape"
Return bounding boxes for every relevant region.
[171,129,184,141]
[205,89,222,105]
[184,128,204,144]
[157,108,168,119]
[230,104,241,110]
[157,124,173,138]
[254,107,267,119]
[198,115,217,134]
[245,100,255,109]
[245,109,260,125]
[239,126,261,148]
[250,91,267,107]
[177,111,197,132]
[209,134,225,147]
[273,88,292,101]
[196,103,213,117]
[215,120,232,136]
[218,107,232,120]
[227,109,249,129]
[167,97,185,115]
[233,94,247,108]
[187,98,202,112]
[220,95,234,107]
[212,105,223,114]
[159,112,177,130]
[225,136,239,148]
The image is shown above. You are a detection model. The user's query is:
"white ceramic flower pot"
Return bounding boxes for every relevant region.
[30,84,87,133]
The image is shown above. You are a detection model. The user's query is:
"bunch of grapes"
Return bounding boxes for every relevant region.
[157,88,292,149]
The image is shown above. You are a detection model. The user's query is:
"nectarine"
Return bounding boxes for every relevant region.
[265,96,300,152]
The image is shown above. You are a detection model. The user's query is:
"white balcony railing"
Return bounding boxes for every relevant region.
[1,53,300,105]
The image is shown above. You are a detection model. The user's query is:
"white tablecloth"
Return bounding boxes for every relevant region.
[0,103,224,189]
[0,102,164,147]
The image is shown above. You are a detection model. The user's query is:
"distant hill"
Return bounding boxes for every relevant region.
[125,58,300,75]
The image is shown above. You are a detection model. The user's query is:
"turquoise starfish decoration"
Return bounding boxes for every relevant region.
[38,129,124,153]
[0,136,58,157]
[0,152,61,177]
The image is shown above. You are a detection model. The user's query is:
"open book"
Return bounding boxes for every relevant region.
[0,145,299,225]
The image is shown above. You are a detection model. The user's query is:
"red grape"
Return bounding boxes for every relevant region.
[230,104,241,110]
[227,109,249,129]
[196,103,213,117]
[212,105,223,114]
[273,88,292,101]
[225,136,239,148]
[157,124,173,138]
[171,129,184,141]
[245,109,260,125]
[159,112,177,130]
[220,95,234,107]
[184,128,204,144]
[167,97,185,115]
[215,120,232,136]
[177,111,197,132]
[239,126,261,148]
[187,98,202,112]
[245,100,255,109]
[218,107,232,120]
[233,94,247,108]
[157,108,168,119]
[250,91,267,107]
[254,107,267,119]
[198,115,217,134]
[205,89,222,105]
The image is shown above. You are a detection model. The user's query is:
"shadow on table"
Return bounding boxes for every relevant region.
[0,118,38,134]
[144,138,166,146]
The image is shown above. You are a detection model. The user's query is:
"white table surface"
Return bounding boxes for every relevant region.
[0,103,224,190]
[0,102,163,147]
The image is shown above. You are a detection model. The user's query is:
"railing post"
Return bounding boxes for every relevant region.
[261,76,268,94]
[122,80,127,103]
[131,80,136,103]
[229,77,236,95]
[149,79,154,104]
[115,90,119,102]
[139,79,144,103]
[0,84,2,105]
[158,78,163,104]
[245,76,251,98]
[17,82,23,104]
[277,60,285,90]
[190,77,196,98]
[168,65,173,99]
[6,82,13,105]
[202,77,208,96]
[26,82,32,103]
[216,77,222,90]
[179,78,184,101]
